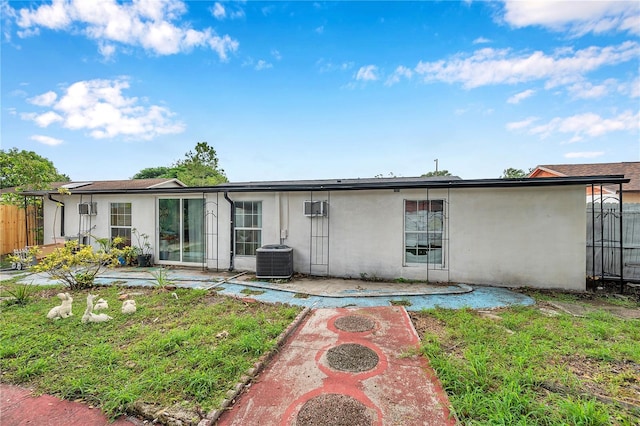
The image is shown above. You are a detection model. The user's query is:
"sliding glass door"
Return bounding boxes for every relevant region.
[158,198,204,264]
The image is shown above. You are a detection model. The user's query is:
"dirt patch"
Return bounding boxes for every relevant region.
[326,344,379,373]
[547,300,640,319]
[334,315,375,332]
[408,312,448,341]
[296,394,375,426]
[556,355,640,404]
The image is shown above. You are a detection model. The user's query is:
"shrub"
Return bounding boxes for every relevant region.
[30,240,120,290]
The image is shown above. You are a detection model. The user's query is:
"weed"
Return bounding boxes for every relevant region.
[390,299,411,306]
[359,272,386,282]
[393,277,427,284]
[240,288,265,296]
[3,283,38,306]
[150,268,174,290]
[294,293,310,299]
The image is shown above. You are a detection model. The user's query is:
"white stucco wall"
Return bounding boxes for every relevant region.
[225,185,586,290]
[447,186,586,291]
[41,184,587,290]
[43,194,158,251]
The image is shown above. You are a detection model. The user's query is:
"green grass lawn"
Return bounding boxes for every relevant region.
[0,279,301,421]
[410,292,640,426]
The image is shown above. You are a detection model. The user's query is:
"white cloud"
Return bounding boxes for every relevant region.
[317,59,354,73]
[621,76,640,98]
[17,0,71,30]
[472,37,491,44]
[564,151,605,159]
[567,78,617,99]
[385,65,413,86]
[33,111,64,127]
[506,116,538,130]
[501,0,640,36]
[255,60,272,71]
[414,41,639,89]
[21,78,184,140]
[11,0,239,60]
[315,25,324,34]
[211,3,225,20]
[510,110,639,140]
[31,134,63,146]
[355,65,379,82]
[507,89,535,104]
[98,42,116,60]
[28,90,57,106]
[271,49,282,60]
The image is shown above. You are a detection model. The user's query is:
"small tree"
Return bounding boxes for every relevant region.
[131,142,228,186]
[501,168,529,178]
[28,240,121,290]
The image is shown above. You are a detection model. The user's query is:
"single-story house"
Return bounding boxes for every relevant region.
[23,174,629,292]
[529,162,640,204]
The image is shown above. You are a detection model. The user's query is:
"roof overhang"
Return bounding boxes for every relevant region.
[18,175,630,196]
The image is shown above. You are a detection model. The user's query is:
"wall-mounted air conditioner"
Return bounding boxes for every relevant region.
[78,202,97,215]
[304,200,328,217]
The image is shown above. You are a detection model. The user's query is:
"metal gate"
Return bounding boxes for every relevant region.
[587,203,639,284]
[204,198,219,270]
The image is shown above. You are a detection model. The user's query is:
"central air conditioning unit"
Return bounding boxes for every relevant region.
[255,245,294,279]
[303,200,328,217]
[78,202,97,215]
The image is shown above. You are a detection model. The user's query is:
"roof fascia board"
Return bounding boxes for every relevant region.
[22,175,630,196]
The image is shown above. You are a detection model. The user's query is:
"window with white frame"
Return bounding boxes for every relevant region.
[235,201,262,256]
[404,200,444,265]
[110,202,132,246]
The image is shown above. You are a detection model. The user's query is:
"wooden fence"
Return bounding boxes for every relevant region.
[587,203,640,281]
[0,204,41,255]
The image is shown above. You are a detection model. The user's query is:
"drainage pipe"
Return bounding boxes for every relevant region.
[223,191,235,271]
[47,193,64,238]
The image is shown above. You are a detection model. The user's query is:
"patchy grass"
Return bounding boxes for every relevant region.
[293,293,310,299]
[390,299,412,306]
[240,288,265,296]
[0,282,302,421]
[411,295,640,425]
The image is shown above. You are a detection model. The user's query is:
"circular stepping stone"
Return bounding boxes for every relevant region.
[296,393,374,426]
[334,315,375,332]
[326,343,379,372]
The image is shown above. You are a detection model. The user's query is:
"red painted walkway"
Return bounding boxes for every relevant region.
[0,384,139,426]
[217,306,456,425]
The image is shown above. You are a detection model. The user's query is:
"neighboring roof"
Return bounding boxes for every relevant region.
[17,175,629,195]
[51,178,186,191]
[530,162,640,192]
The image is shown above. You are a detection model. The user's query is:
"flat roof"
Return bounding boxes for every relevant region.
[16,175,630,196]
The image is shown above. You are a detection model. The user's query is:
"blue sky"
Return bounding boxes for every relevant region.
[2,0,639,182]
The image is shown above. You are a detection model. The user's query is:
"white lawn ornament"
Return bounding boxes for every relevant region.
[46,292,74,320]
[93,298,109,311]
[121,299,137,314]
[81,294,113,323]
